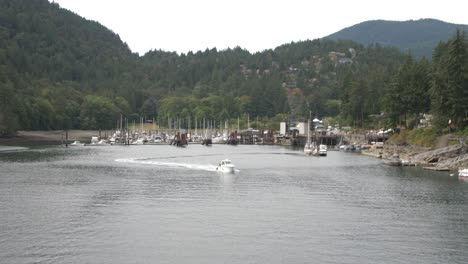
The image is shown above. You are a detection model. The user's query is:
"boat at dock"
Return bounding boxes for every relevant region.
[383,154,402,166]
[384,159,402,166]
[202,138,212,146]
[304,143,314,155]
[70,140,85,146]
[401,160,416,166]
[459,168,468,178]
[318,144,327,156]
[304,119,315,155]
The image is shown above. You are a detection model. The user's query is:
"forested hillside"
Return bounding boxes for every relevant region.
[1,0,467,136]
[326,19,468,59]
[0,0,138,133]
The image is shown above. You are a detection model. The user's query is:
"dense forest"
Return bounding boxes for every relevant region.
[0,0,467,136]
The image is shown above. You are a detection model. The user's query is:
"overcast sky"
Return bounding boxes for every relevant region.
[50,0,468,55]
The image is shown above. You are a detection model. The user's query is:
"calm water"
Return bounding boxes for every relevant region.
[0,144,467,264]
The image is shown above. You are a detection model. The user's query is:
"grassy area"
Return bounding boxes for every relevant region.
[407,127,439,147]
[389,127,439,148]
[450,126,468,145]
[388,129,408,145]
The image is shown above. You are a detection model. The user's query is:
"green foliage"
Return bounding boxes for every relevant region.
[383,54,431,128]
[0,76,18,135]
[79,95,120,129]
[387,129,409,145]
[430,31,468,131]
[406,127,439,148]
[388,127,438,147]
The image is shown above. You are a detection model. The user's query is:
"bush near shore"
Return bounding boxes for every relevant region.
[388,127,439,148]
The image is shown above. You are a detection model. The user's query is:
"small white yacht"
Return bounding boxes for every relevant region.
[153,135,163,143]
[216,159,236,173]
[70,140,85,146]
[318,144,327,156]
[459,168,468,178]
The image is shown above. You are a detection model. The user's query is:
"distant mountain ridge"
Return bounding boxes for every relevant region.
[325,19,468,58]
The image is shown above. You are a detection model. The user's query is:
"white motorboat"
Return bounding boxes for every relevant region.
[88,139,108,146]
[132,138,147,145]
[70,140,85,146]
[459,168,468,178]
[153,135,164,143]
[216,159,236,173]
[318,144,327,156]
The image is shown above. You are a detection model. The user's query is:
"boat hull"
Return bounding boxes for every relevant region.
[216,166,235,173]
[459,169,468,178]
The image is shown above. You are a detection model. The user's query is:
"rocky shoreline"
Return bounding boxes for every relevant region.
[362,142,468,172]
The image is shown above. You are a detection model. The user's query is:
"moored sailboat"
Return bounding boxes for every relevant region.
[304,119,314,155]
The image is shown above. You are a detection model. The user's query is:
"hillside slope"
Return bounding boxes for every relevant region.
[326,19,468,58]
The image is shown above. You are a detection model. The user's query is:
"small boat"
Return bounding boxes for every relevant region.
[318,144,327,156]
[216,159,236,173]
[202,138,212,146]
[152,135,164,143]
[212,136,226,144]
[70,140,85,146]
[304,119,315,155]
[401,160,415,166]
[459,168,468,178]
[383,155,402,166]
[304,143,314,155]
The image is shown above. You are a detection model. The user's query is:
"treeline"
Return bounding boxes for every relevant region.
[0,0,466,136]
[384,30,468,131]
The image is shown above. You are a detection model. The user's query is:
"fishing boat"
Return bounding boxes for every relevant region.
[216,159,236,173]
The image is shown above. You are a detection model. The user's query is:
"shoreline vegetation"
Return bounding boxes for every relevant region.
[1,130,466,173]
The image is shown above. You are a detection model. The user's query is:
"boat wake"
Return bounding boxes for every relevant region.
[0,146,29,153]
[115,158,218,172]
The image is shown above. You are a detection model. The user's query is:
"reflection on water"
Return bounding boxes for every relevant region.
[0,144,467,264]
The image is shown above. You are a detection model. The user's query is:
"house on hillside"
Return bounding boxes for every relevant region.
[419,113,433,127]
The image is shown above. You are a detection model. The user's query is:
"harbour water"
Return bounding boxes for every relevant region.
[0,144,467,264]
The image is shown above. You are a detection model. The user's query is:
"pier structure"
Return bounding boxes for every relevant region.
[277,132,340,147]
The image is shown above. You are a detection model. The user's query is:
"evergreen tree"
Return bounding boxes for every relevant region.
[431,31,468,130]
[446,30,468,129]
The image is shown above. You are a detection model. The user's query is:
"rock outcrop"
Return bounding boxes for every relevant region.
[412,144,467,169]
[362,142,468,170]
